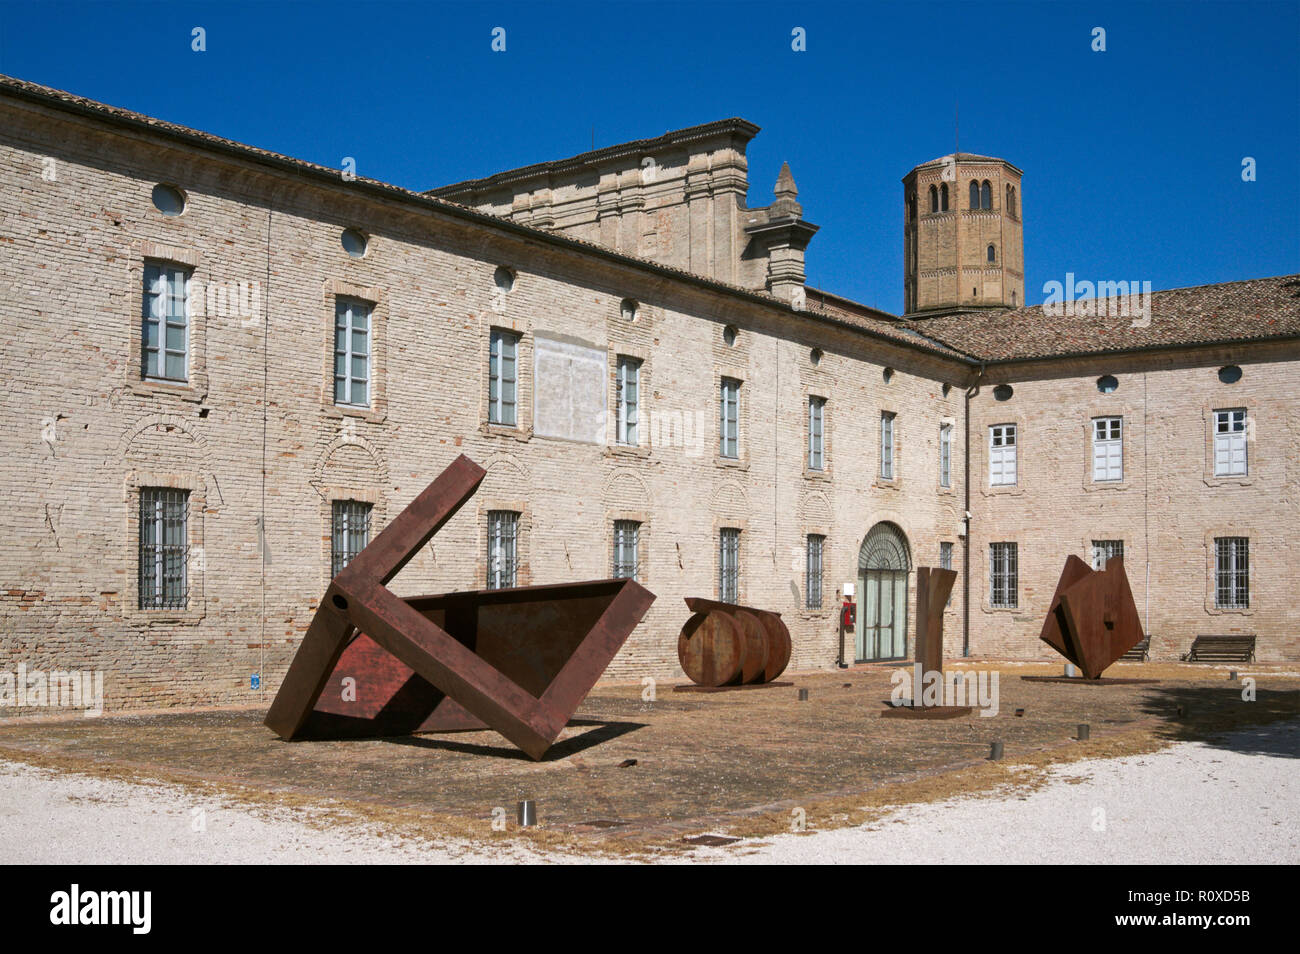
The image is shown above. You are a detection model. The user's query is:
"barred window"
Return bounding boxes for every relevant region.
[940,540,954,606]
[989,542,1018,609]
[719,378,740,459]
[719,527,740,603]
[488,329,519,426]
[1091,539,1123,570]
[616,357,641,446]
[612,520,640,581]
[1214,537,1249,609]
[487,510,520,589]
[805,534,825,609]
[808,396,825,470]
[139,488,188,609]
[334,298,370,407]
[880,411,896,479]
[142,262,190,382]
[1213,408,1247,476]
[939,424,952,488]
[331,500,372,576]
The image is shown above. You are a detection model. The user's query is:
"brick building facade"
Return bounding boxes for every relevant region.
[1,75,1296,712]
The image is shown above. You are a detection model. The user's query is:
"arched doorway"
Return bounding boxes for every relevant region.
[856,522,911,662]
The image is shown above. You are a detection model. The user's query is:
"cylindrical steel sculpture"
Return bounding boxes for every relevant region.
[677,597,791,686]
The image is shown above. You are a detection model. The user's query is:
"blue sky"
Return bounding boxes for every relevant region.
[1,0,1296,313]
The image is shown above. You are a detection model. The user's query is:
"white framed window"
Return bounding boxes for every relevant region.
[487,510,519,589]
[880,411,896,479]
[1092,416,1123,481]
[331,500,372,576]
[615,357,641,446]
[808,397,825,470]
[939,423,952,488]
[989,542,1018,608]
[142,262,190,382]
[488,329,519,426]
[1091,539,1123,570]
[1213,408,1247,476]
[805,534,824,609]
[1214,537,1249,609]
[139,488,188,609]
[939,541,954,606]
[719,378,740,459]
[333,298,371,407]
[989,424,1017,486]
[719,527,740,603]
[613,520,640,580]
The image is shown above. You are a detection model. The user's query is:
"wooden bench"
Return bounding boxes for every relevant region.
[1120,636,1151,662]
[1184,634,1256,663]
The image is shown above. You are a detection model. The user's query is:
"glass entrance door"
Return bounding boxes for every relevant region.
[855,522,911,662]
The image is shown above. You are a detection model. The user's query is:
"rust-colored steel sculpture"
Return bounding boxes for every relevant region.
[1036,555,1144,679]
[677,597,791,687]
[882,567,968,719]
[264,454,655,760]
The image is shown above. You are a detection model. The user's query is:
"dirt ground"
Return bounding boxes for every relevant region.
[1,660,1296,855]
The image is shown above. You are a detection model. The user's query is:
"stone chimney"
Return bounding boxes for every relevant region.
[744,162,818,307]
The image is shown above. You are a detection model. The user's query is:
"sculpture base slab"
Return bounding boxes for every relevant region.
[1020,676,1161,685]
[880,705,974,719]
[673,681,794,693]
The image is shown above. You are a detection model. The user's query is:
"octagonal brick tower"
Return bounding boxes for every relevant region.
[902,153,1024,317]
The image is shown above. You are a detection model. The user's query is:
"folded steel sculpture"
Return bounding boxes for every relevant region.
[881,566,967,718]
[676,597,791,687]
[264,454,655,760]
[1037,555,1144,679]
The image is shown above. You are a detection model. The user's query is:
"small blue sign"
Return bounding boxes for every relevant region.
[250,674,260,690]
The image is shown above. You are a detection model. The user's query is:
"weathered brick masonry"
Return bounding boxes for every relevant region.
[0,76,1296,713]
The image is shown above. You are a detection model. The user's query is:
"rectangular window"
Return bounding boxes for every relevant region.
[486,510,520,589]
[1214,537,1249,609]
[615,357,641,446]
[488,329,519,426]
[1091,539,1124,571]
[808,397,825,471]
[612,519,640,581]
[989,424,1018,486]
[138,488,188,609]
[334,298,371,407]
[719,378,740,459]
[880,411,896,479]
[1092,416,1123,481]
[939,424,952,488]
[142,262,190,382]
[719,527,740,603]
[331,500,372,576]
[805,534,825,609]
[989,542,1018,608]
[1213,409,1248,476]
[940,541,954,606]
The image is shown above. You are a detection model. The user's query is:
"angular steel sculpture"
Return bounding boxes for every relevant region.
[1038,555,1144,679]
[264,454,655,760]
[677,598,791,687]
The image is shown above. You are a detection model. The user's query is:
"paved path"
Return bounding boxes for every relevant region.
[1,719,1295,864]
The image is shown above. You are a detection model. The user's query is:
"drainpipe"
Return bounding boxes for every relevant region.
[963,364,985,658]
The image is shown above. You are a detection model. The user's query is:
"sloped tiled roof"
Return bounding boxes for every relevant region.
[900,275,1300,362]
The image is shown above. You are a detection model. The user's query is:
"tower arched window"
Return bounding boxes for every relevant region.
[1006,184,1016,217]
[969,180,980,210]
[987,244,996,263]
[939,182,949,211]
[981,180,992,210]
[929,185,938,213]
